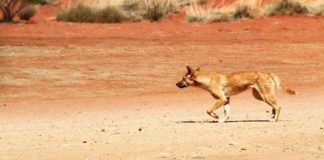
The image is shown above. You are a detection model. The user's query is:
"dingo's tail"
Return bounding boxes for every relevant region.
[269,73,297,95]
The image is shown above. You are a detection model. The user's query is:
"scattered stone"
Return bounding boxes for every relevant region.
[138,128,142,131]
[241,148,247,151]
[320,127,323,130]
[83,141,87,144]
[266,110,269,113]
[257,144,262,148]
[101,129,105,132]
[318,146,323,151]
[3,104,6,107]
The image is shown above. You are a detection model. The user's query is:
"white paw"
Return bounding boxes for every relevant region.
[218,118,226,123]
[269,119,276,122]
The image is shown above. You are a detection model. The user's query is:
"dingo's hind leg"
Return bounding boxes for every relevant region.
[256,78,281,122]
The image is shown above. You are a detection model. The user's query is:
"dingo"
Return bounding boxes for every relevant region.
[176,66,296,123]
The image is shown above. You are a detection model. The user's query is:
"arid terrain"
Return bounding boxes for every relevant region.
[0,2,324,160]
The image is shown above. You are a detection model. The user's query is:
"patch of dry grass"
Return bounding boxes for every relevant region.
[186,0,263,23]
[265,0,308,16]
[186,0,324,23]
[55,0,324,23]
[56,4,126,23]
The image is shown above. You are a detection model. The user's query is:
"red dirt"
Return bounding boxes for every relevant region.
[0,4,324,160]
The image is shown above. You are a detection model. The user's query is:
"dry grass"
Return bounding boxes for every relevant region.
[56,4,126,23]
[186,0,324,23]
[306,0,324,16]
[55,0,324,23]
[143,0,178,21]
[265,0,308,16]
[186,0,263,23]
[121,0,179,22]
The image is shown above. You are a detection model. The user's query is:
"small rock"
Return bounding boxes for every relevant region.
[241,148,247,151]
[320,127,323,130]
[138,128,142,131]
[101,129,105,132]
[257,144,262,148]
[83,141,87,143]
[3,104,6,107]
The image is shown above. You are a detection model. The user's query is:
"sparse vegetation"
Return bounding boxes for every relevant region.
[233,5,260,20]
[186,2,261,23]
[18,5,37,20]
[266,0,308,16]
[143,0,176,21]
[307,0,324,16]
[56,0,178,23]
[56,4,126,23]
[0,0,30,22]
[186,0,324,23]
[186,5,231,23]
[121,0,179,22]
[0,0,45,22]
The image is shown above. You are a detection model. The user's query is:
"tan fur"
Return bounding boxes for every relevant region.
[176,66,296,123]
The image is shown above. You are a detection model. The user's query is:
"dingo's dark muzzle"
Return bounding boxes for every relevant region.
[176,81,188,88]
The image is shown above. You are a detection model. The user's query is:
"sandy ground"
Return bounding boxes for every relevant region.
[0,91,323,160]
[1,4,324,159]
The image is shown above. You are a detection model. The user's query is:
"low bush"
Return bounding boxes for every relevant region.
[143,0,175,21]
[18,5,37,20]
[122,0,178,22]
[186,2,261,23]
[266,0,308,16]
[96,6,126,23]
[56,4,125,23]
[233,5,260,20]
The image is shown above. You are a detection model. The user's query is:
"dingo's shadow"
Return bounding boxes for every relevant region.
[176,119,289,123]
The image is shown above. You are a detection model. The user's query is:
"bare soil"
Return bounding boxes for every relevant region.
[0,5,324,160]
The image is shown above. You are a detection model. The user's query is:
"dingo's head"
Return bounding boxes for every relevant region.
[176,66,200,89]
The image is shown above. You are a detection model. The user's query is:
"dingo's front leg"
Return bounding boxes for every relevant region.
[207,99,226,120]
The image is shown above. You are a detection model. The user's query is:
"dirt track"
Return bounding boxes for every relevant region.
[0,11,324,159]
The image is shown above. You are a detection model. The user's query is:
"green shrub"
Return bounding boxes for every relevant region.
[56,4,125,23]
[266,0,308,16]
[18,5,37,20]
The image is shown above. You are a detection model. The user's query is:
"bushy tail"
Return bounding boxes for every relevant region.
[269,73,297,95]
[281,81,297,95]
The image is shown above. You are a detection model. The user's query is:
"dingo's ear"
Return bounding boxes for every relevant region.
[186,66,194,74]
[195,67,200,71]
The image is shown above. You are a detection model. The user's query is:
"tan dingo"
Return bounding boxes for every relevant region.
[176,66,296,123]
